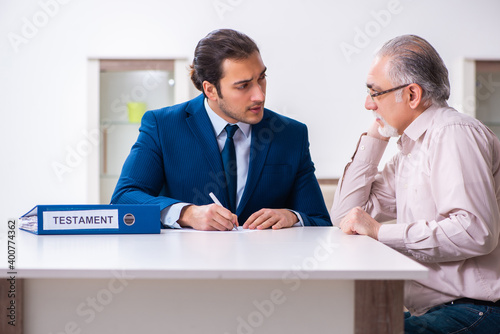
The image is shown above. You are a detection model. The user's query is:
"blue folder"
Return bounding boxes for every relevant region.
[19,204,160,235]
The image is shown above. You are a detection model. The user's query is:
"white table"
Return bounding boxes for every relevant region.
[1,227,427,334]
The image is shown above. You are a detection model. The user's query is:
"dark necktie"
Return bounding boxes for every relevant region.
[221,124,238,213]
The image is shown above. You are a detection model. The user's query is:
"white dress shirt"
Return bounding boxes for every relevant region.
[331,105,500,316]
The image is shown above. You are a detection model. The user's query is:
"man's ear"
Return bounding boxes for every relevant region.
[408,83,423,109]
[203,81,218,101]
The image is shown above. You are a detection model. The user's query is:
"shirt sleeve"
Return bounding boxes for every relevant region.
[160,203,190,229]
[330,134,396,225]
[289,210,304,227]
[378,124,500,263]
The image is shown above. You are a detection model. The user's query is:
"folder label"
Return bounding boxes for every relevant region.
[43,209,119,230]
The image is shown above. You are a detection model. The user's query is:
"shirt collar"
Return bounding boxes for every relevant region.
[204,98,251,138]
[402,104,440,142]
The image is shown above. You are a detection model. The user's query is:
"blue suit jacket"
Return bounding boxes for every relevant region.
[111,95,331,226]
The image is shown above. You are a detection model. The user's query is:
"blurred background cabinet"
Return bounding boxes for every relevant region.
[475,61,500,138]
[88,58,192,204]
[464,59,500,138]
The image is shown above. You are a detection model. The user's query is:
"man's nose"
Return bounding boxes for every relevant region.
[365,95,377,110]
[251,84,265,102]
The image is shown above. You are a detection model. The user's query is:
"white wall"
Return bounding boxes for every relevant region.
[2,0,500,223]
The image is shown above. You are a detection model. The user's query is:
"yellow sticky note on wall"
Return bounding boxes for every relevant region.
[127,102,147,123]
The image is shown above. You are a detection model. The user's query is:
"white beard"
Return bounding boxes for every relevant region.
[373,111,399,137]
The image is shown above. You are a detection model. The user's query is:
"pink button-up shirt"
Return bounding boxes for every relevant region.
[331,105,500,316]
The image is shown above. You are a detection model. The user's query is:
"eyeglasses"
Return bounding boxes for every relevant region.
[367,83,411,101]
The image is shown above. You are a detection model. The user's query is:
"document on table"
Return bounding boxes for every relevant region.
[176,226,259,233]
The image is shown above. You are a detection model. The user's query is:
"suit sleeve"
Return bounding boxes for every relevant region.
[287,125,332,226]
[110,110,181,211]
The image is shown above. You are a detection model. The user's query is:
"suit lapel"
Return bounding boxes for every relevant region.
[237,111,272,214]
[185,96,227,203]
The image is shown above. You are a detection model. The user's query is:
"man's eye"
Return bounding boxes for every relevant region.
[259,74,267,80]
[237,84,248,90]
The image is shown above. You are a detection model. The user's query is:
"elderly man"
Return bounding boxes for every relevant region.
[331,35,500,333]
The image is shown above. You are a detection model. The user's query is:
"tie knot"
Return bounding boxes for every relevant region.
[225,124,238,139]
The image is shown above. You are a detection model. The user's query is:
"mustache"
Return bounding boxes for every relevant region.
[372,111,382,119]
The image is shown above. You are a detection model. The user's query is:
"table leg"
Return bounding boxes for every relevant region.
[1,278,24,334]
[355,280,404,334]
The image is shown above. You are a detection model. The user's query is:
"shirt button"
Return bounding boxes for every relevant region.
[360,145,365,151]
[408,153,411,158]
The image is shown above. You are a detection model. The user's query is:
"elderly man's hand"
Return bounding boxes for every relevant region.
[339,207,381,239]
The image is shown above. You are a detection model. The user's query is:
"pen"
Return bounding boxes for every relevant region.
[209,192,238,230]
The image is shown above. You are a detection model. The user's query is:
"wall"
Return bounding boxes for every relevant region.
[2,0,500,224]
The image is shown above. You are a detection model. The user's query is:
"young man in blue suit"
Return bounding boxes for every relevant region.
[111,29,331,231]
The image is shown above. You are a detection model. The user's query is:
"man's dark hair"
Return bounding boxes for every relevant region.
[190,29,260,98]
